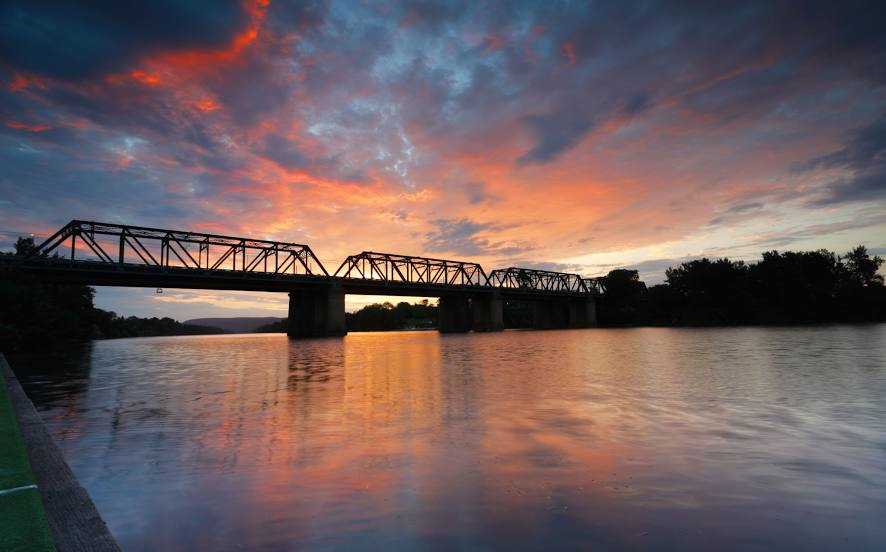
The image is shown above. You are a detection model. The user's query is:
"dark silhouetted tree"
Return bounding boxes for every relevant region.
[665,258,751,324]
[15,236,39,256]
[598,269,647,325]
[748,250,843,323]
[345,301,438,331]
[842,245,884,286]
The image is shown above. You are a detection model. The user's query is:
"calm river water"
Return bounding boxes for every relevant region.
[10,326,886,551]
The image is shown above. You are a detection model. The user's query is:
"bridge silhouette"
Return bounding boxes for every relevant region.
[0,220,603,337]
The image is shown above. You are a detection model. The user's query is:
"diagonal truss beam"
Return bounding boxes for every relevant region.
[487,267,589,293]
[334,251,490,287]
[30,220,328,276]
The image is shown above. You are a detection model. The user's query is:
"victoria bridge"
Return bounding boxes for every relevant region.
[0,220,605,337]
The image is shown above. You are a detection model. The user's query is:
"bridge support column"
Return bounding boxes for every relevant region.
[532,300,572,330]
[586,297,597,327]
[532,300,553,330]
[439,296,472,333]
[472,292,503,332]
[287,285,346,338]
[552,301,569,329]
[567,298,597,328]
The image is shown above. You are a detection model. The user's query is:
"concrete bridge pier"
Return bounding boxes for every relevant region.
[533,300,571,329]
[568,298,598,328]
[552,301,570,328]
[439,295,472,333]
[533,298,597,329]
[287,285,346,338]
[586,298,598,327]
[532,300,554,330]
[472,292,504,332]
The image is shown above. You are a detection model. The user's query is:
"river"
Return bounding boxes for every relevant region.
[10,326,886,550]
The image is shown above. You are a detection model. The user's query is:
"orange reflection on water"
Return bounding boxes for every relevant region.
[127,331,642,545]
[13,326,886,550]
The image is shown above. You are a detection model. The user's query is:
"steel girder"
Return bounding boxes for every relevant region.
[31,220,328,276]
[487,267,588,293]
[334,251,488,287]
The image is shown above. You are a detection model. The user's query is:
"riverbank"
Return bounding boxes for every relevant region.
[1,353,55,551]
[1,354,119,551]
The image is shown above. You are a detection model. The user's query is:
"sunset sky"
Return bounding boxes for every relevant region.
[1,1,884,319]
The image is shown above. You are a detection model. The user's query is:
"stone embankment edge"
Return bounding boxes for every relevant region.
[0,350,54,551]
[1,353,120,552]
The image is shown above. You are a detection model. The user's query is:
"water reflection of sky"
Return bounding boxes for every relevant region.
[11,326,886,551]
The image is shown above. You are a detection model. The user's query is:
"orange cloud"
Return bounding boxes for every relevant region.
[195,98,221,112]
[153,0,269,71]
[562,41,576,65]
[4,120,51,132]
[8,73,46,92]
[485,33,507,52]
[130,70,162,85]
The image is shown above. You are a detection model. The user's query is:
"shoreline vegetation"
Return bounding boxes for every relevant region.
[1,237,884,352]
[600,245,885,327]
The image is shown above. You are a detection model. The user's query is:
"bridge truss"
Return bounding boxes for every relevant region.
[334,251,488,287]
[32,220,328,276]
[582,277,605,295]
[487,267,589,293]
[10,220,605,296]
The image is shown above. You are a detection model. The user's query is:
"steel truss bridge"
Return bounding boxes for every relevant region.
[1,220,602,336]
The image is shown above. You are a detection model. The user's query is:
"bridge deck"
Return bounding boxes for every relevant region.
[0,257,591,299]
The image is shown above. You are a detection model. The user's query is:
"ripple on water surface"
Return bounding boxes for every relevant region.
[10,325,886,551]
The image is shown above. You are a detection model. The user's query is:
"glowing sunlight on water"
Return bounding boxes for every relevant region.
[11,326,886,550]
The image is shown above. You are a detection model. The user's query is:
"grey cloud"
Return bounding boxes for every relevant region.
[806,118,886,172]
[261,133,309,169]
[258,134,369,184]
[728,202,765,213]
[804,118,886,205]
[0,1,250,79]
[517,109,594,165]
[623,92,651,116]
[707,202,765,226]
[204,49,295,127]
[423,218,522,258]
[461,181,496,205]
[741,211,886,251]
[264,0,327,35]
[0,132,221,230]
[814,172,886,205]
[507,0,886,166]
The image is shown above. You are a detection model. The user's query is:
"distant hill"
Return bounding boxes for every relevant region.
[184,317,283,333]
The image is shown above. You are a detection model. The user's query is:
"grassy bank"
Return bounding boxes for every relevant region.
[0,356,55,551]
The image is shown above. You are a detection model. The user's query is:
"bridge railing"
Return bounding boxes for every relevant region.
[334,251,488,287]
[31,220,328,276]
[487,267,588,293]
